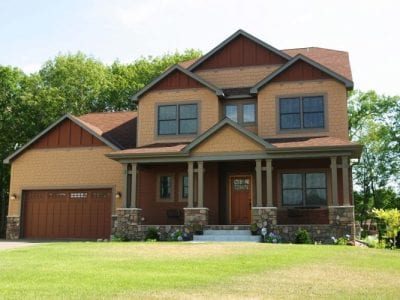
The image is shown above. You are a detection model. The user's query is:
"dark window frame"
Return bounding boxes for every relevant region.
[279,96,325,130]
[223,102,257,125]
[157,103,198,136]
[281,172,327,207]
[157,174,174,202]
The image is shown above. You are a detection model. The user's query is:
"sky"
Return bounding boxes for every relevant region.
[0,0,399,95]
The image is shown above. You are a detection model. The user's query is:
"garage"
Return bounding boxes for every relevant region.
[22,189,112,239]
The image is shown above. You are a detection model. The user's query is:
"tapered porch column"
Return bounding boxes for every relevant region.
[330,157,338,206]
[266,159,273,207]
[130,163,138,208]
[342,156,350,206]
[197,161,204,207]
[255,159,262,207]
[122,163,129,208]
[187,161,194,208]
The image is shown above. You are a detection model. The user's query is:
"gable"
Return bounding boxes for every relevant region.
[271,60,331,83]
[152,69,203,91]
[191,125,266,154]
[193,35,288,71]
[32,118,105,149]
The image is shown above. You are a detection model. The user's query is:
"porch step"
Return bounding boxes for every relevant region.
[193,228,261,242]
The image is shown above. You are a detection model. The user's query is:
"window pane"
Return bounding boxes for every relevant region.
[225,105,238,122]
[303,96,324,112]
[283,189,303,205]
[159,120,177,135]
[158,105,176,120]
[179,119,197,134]
[160,176,172,199]
[243,104,256,123]
[280,98,300,113]
[182,175,188,198]
[306,189,327,206]
[282,174,302,188]
[179,104,197,119]
[306,173,326,188]
[280,114,301,129]
[303,112,324,128]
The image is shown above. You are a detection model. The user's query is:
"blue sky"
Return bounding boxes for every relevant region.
[0,0,399,95]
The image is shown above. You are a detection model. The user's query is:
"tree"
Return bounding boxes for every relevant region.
[349,90,400,226]
[373,208,400,248]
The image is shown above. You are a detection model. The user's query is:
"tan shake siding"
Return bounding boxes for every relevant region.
[192,126,265,154]
[258,79,349,140]
[137,88,219,147]
[195,65,282,88]
[7,146,123,216]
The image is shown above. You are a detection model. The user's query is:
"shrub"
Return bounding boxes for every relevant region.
[264,232,282,243]
[362,235,386,249]
[331,234,351,245]
[169,230,183,241]
[294,229,312,244]
[373,208,400,249]
[111,234,129,242]
[145,227,159,241]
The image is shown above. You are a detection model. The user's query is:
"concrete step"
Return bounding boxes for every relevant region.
[203,229,251,236]
[204,225,250,230]
[193,234,261,242]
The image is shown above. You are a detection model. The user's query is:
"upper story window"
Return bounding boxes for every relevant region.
[224,102,256,125]
[158,103,198,135]
[279,96,325,130]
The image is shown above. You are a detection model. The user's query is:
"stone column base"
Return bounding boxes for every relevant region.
[252,207,277,228]
[113,208,142,239]
[328,206,356,240]
[184,208,209,226]
[6,216,20,240]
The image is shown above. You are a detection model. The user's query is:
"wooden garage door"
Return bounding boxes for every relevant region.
[23,189,112,239]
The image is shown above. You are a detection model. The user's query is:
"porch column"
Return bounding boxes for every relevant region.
[342,156,350,206]
[197,161,204,207]
[122,163,129,208]
[266,159,273,207]
[255,160,262,207]
[130,163,137,208]
[187,161,194,208]
[330,156,338,206]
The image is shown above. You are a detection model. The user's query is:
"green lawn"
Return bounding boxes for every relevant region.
[0,242,399,299]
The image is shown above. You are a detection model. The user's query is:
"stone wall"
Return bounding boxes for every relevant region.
[6,217,20,240]
[183,208,209,225]
[252,207,277,228]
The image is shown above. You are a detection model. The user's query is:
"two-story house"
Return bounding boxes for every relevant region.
[4,30,362,242]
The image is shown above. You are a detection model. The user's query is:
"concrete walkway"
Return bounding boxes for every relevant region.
[0,240,44,251]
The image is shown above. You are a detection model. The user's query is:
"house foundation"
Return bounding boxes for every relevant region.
[6,216,20,240]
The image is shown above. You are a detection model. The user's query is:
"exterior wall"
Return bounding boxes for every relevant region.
[192,126,264,154]
[137,88,219,147]
[7,146,123,217]
[258,79,349,140]
[195,65,281,88]
[152,70,202,90]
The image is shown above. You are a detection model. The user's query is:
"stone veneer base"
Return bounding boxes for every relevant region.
[6,216,20,240]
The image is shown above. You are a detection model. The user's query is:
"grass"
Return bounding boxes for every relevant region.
[0,242,399,299]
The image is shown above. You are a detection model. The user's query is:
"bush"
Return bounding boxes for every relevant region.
[362,235,386,249]
[263,232,282,243]
[294,229,312,244]
[145,227,159,241]
[111,234,129,242]
[373,208,400,249]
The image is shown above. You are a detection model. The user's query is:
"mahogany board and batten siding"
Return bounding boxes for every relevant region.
[23,189,112,239]
[271,60,332,83]
[152,70,203,91]
[33,118,105,149]
[193,35,287,70]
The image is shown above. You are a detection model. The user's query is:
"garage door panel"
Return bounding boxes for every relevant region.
[23,189,112,239]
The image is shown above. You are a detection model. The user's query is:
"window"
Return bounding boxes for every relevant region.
[279,96,324,130]
[159,175,173,200]
[224,102,256,125]
[282,172,327,206]
[158,104,198,135]
[182,175,188,199]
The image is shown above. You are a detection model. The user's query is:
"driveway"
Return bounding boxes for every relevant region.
[0,240,45,251]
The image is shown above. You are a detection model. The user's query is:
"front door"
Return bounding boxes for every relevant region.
[230,175,252,224]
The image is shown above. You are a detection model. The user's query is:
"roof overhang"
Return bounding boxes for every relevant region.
[250,54,354,94]
[131,64,224,101]
[3,114,121,164]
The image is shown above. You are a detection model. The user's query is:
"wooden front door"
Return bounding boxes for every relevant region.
[230,175,252,224]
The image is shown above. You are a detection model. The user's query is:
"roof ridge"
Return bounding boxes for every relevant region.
[282,47,349,54]
[78,111,137,117]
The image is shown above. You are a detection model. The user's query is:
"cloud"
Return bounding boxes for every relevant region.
[21,63,41,74]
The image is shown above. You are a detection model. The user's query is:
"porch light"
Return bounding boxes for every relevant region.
[10,194,17,201]
[116,192,122,199]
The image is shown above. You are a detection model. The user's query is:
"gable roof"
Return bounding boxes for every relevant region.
[188,29,291,71]
[131,64,224,101]
[183,118,272,153]
[250,54,354,94]
[283,47,352,81]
